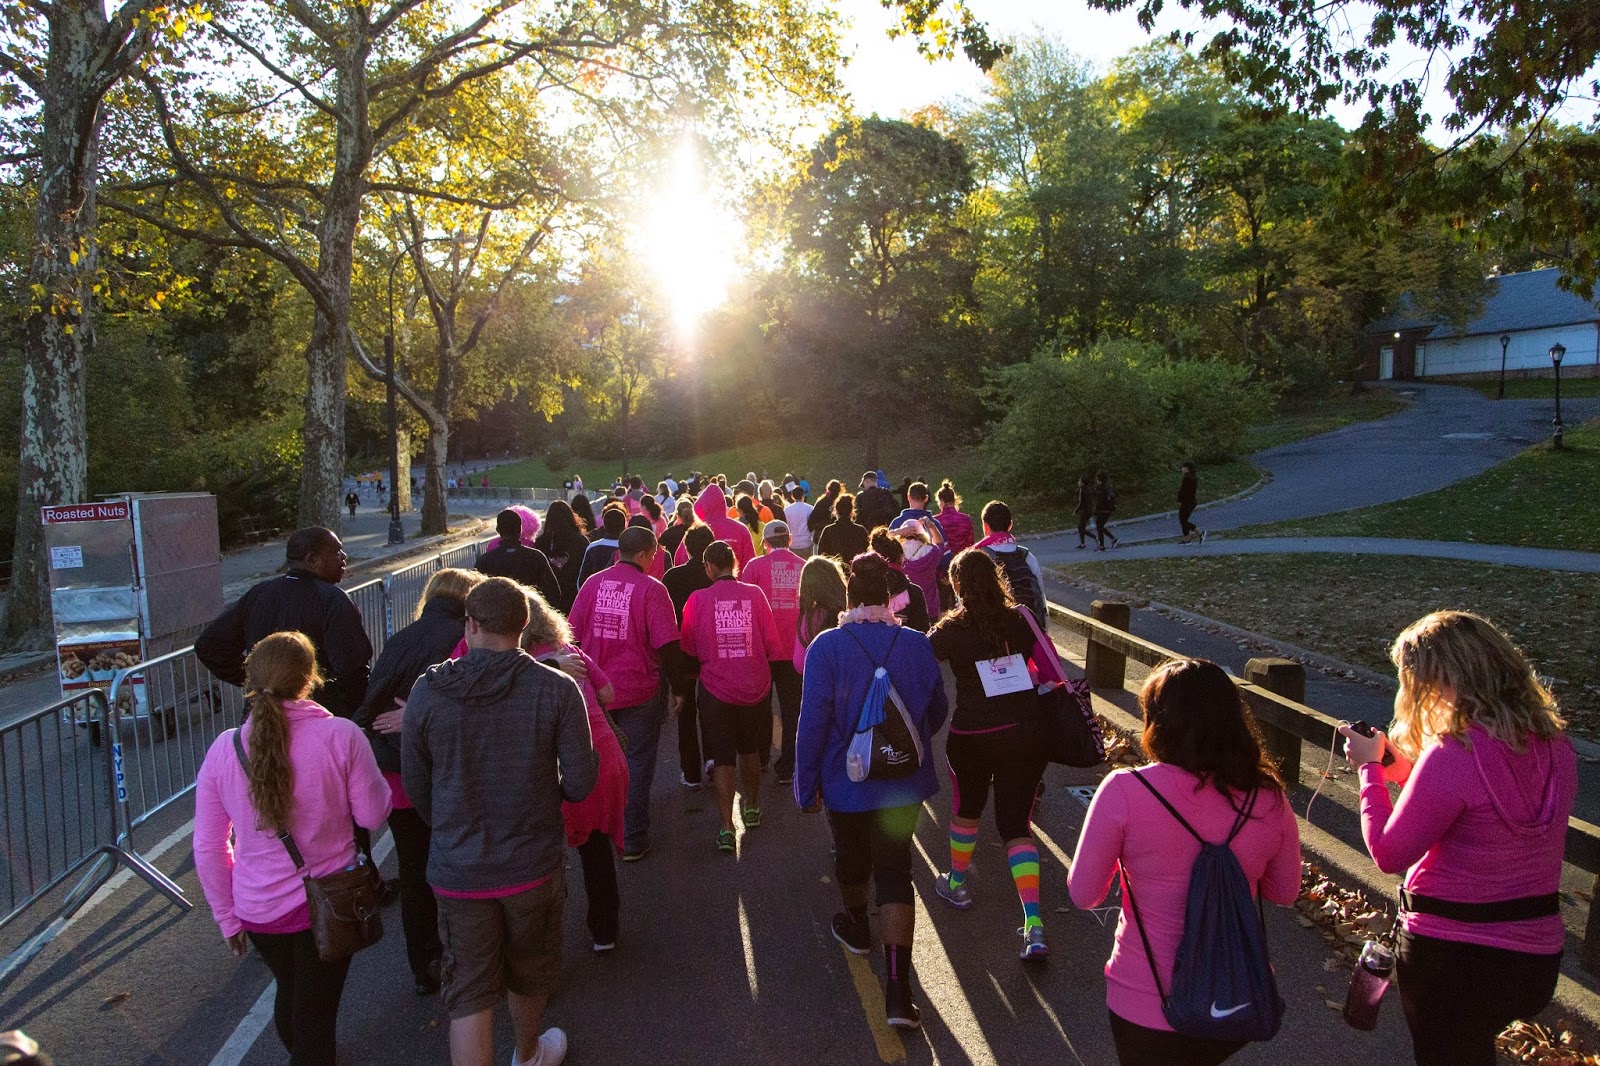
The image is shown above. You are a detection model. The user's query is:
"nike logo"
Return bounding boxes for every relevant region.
[1209,1002,1250,1019]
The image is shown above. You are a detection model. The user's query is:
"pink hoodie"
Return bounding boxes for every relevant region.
[672,484,756,569]
[1068,764,1302,1031]
[193,700,392,939]
[1358,724,1576,954]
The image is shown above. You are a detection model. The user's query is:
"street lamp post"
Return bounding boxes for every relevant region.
[1497,334,1510,400]
[384,235,462,545]
[1549,342,1566,449]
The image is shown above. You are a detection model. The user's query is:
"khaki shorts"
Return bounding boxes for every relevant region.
[436,875,566,1019]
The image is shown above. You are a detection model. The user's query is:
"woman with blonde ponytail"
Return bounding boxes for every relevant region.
[194,631,391,1066]
[1339,611,1576,1065]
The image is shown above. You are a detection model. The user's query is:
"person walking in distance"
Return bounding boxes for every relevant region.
[1069,659,1301,1065]
[807,480,842,548]
[194,633,392,1066]
[569,526,687,863]
[929,549,1057,961]
[784,485,815,556]
[1339,612,1576,1066]
[356,568,484,996]
[403,578,597,1066]
[1177,462,1205,545]
[741,521,806,783]
[520,590,629,954]
[817,494,870,563]
[854,471,900,533]
[794,554,949,1030]
[532,500,590,613]
[672,482,756,570]
[476,509,563,610]
[345,490,359,518]
[664,524,717,792]
[196,527,372,719]
[681,541,784,851]
[1075,476,1094,551]
[1093,470,1120,550]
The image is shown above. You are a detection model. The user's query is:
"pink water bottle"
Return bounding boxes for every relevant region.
[1343,940,1396,1030]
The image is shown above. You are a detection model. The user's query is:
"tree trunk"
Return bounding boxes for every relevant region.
[297,28,373,532]
[421,417,450,535]
[393,421,411,513]
[4,13,107,645]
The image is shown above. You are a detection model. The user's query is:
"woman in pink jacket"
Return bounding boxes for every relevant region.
[194,632,392,1066]
[521,589,630,953]
[1340,611,1575,1066]
[1069,658,1301,1065]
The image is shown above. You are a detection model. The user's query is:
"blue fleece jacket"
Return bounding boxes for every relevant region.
[793,621,948,813]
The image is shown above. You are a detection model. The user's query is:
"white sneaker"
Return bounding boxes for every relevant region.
[519,1028,568,1066]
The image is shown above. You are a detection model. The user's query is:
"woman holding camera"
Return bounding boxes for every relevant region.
[1339,611,1576,1066]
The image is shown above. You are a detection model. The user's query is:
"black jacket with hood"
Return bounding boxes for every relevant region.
[355,596,466,774]
[402,647,597,892]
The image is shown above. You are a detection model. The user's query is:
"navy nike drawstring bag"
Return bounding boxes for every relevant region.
[1119,771,1286,1042]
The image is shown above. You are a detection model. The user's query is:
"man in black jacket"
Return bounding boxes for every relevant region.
[195,526,372,717]
[476,509,563,607]
[855,471,899,532]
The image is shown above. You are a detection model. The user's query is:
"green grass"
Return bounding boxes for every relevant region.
[1239,418,1600,552]
[1054,553,1599,740]
[1463,377,1600,401]
[1243,386,1410,453]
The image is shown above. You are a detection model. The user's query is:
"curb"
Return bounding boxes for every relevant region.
[1021,471,1273,543]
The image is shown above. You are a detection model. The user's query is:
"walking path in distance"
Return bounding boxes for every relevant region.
[1043,535,1600,573]
[1031,381,1600,548]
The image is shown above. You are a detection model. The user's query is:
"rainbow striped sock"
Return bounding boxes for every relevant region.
[1008,841,1042,932]
[947,824,978,888]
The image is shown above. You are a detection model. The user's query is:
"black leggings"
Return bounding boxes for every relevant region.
[248,928,352,1066]
[1397,930,1561,1065]
[1095,513,1115,547]
[828,804,921,907]
[677,681,703,784]
[387,806,440,980]
[946,727,1046,840]
[1178,504,1198,537]
[576,830,620,945]
[1077,512,1092,544]
[1109,1010,1244,1066]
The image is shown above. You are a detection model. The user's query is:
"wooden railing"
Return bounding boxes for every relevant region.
[1047,597,1600,974]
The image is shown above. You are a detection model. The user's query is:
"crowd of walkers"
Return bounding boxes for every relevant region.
[187,466,1579,1066]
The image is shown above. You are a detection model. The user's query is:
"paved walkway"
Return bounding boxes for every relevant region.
[1032,382,1600,547]
[1042,535,1600,573]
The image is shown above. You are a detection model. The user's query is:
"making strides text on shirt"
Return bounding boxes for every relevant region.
[592,582,634,641]
[713,600,754,659]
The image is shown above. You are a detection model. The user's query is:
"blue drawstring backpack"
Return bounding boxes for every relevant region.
[1119,770,1285,1043]
[841,628,922,783]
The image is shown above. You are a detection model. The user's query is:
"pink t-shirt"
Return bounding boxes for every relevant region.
[1357,725,1575,954]
[681,577,782,706]
[569,561,681,709]
[1068,764,1302,1031]
[740,549,804,655]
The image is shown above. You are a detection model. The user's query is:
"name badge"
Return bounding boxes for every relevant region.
[978,653,1032,697]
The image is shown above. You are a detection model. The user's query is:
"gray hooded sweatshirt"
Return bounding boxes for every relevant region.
[402,647,596,893]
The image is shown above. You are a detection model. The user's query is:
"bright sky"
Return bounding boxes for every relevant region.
[834,0,1468,131]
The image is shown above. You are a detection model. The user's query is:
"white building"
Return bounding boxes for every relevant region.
[1362,268,1600,382]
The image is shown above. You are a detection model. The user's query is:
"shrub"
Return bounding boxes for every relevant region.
[1145,358,1272,463]
[985,339,1174,496]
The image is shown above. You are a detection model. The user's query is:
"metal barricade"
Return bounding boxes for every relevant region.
[346,578,388,659]
[107,647,246,837]
[438,542,482,572]
[0,689,189,989]
[386,558,438,632]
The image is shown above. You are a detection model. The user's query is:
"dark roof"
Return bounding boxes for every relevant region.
[1366,268,1599,339]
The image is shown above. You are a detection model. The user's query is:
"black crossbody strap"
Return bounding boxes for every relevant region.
[1128,767,1205,843]
[232,727,309,874]
[1118,859,1168,1006]
[840,623,900,670]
